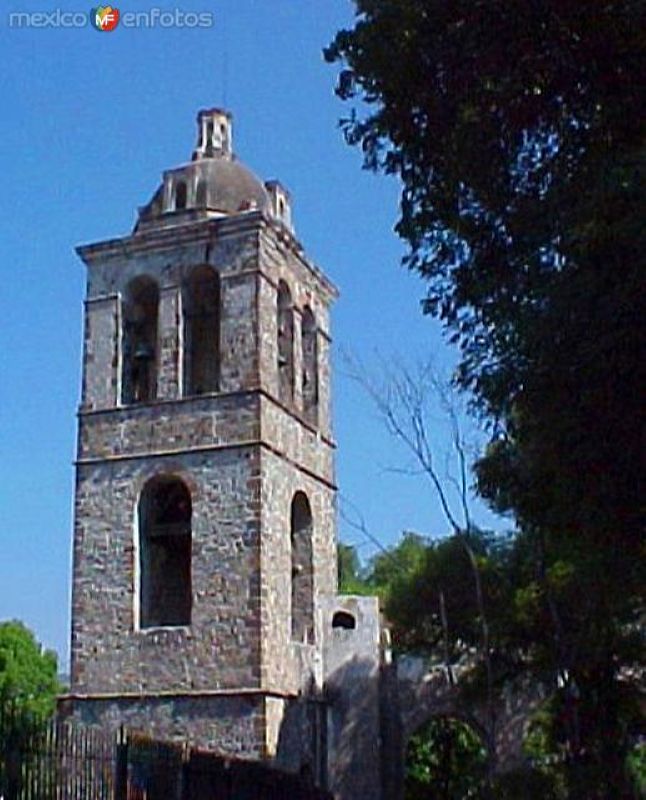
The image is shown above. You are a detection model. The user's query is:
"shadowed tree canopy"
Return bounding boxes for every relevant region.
[327,4,645,795]
[325,0,644,555]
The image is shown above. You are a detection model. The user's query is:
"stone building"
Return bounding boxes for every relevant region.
[65,109,385,798]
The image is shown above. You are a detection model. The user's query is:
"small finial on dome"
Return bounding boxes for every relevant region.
[193,108,233,161]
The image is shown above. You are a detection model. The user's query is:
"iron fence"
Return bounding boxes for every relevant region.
[0,710,332,800]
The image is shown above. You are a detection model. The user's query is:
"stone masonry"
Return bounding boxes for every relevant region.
[62,107,546,800]
[64,109,387,798]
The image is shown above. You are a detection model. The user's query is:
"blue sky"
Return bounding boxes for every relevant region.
[0,1,504,669]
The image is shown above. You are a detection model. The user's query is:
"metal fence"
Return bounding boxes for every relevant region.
[0,712,115,800]
[0,712,332,800]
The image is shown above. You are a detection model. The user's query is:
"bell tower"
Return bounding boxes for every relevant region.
[67,109,339,762]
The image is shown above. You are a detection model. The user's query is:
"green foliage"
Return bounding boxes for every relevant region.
[626,743,646,798]
[326,0,644,560]
[327,3,644,794]
[405,717,488,799]
[337,543,373,595]
[355,529,523,669]
[367,532,428,601]
[344,529,644,795]
[0,620,60,725]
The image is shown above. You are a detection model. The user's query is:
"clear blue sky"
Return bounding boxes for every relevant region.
[0,1,503,669]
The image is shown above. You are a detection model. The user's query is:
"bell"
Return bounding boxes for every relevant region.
[134,342,154,361]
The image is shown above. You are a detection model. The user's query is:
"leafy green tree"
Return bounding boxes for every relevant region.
[326,0,643,557]
[0,623,61,800]
[0,620,60,725]
[338,543,369,594]
[326,3,644,795]
[406,717,488,800]
[346,525,644,796]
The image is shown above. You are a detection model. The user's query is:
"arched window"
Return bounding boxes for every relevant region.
[301,307,318,425]
[332,611,356,630]
[291,491,314,644]
[139,476,192,628]
[183,266,220,395]
[122,276,159,405]
[277,281,294,404]
[174,180,187,210]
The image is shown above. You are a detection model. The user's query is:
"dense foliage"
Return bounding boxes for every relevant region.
[341,533,644,797]
[406,717,488,800]
[327,2,644,796]
[0,620,60,727]
[326,0,644,550]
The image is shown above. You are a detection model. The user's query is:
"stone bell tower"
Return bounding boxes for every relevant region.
[67,108,340,766]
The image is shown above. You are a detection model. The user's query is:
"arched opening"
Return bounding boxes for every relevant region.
[174,180,187,210]
[332,611,356,630]
[122,276,159,404]
[183,266,220,395]
[277,281,294,404]
[139,476,192,629]
[290,491,313,644]
[301,306,318,425]
[405,716,488,799]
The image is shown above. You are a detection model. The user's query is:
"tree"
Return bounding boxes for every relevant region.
[406,717,488,800]
[326,3,644,795]
[338,542,371,594]
[325,0,643,553]
[0,620,60,724]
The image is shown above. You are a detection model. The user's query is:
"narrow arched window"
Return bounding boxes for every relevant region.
[301,307,318,425]
[122,276,159,405]
[184,266,220,396]
[174,181,187,210]
[277,281,294,404]
[139,476,192,628]
[332,611,356,630]
[291,491,314,644]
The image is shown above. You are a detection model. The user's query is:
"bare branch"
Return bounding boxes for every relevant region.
[340,348,497,753]
[338,493,397,564]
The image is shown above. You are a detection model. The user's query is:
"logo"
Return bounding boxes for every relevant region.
[91,5,119,31]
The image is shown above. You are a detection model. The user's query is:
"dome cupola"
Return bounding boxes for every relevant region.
[135,109,292,233]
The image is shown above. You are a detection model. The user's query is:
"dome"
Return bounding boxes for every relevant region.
[136,157,269,231]
[191,157,269,214]
[134,108,291,234]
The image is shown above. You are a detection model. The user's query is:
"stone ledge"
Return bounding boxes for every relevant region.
[61,688,297,701]
[77,387,336,448]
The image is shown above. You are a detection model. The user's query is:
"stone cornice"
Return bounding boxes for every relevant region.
[76,212,339,302]
[60,687,297,702]
[76,439,338,492]
[78,387,337,449]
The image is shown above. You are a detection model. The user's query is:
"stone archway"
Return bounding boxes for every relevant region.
[383,656,552,799]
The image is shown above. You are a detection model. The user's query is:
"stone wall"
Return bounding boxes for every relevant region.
[259,448,336,694]
[71,446,263,695]
[320,596,383,800]
[257,225,335,442]
[69,178,352,795]
[79,219,262,412]
[395,656,552,789]
[70,208,340,776]
[78,394,260,462]
[64,694,267,755]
